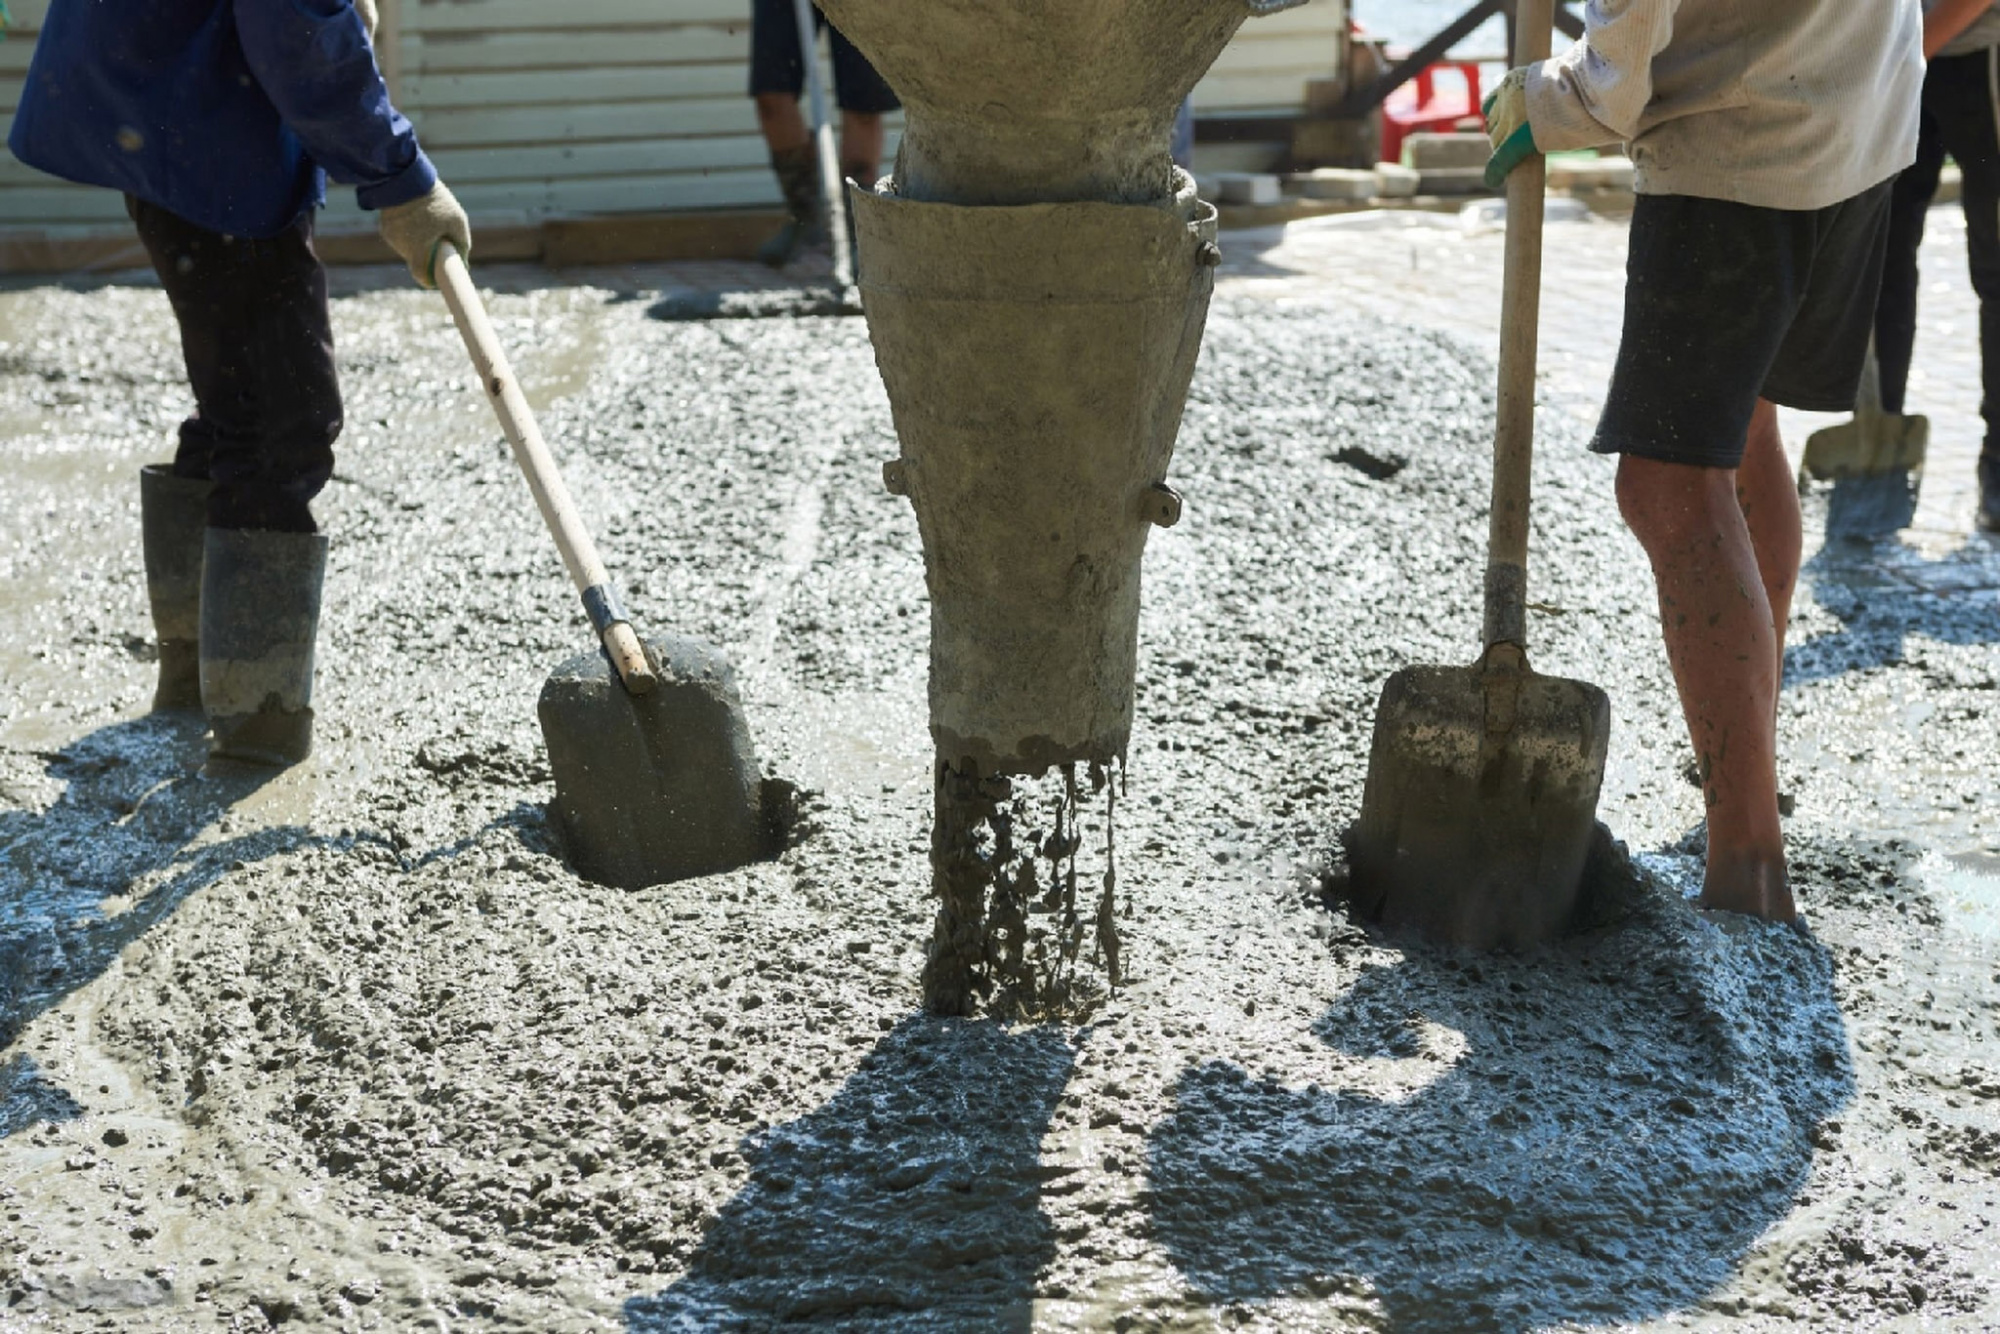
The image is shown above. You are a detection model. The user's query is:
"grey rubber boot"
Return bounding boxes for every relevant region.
[756,145,825,268]
[139,464,212,711]
[199,527,329,766]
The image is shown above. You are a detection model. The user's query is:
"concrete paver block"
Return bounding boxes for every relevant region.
[1374,163,1421,198]
[1402,132,1490,170]
[1288,168,1377,201]
[1417,167,1491,197]
[1213,173,1284,207]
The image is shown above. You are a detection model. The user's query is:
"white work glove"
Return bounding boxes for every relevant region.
[1482,66,1539,190]
[377,182,471,289]
[353,0,378,43]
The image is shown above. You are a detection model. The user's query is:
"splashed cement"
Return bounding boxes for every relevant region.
[1,265,1998,1331]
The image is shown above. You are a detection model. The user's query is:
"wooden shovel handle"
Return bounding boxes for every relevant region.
[433,243,657,696]
[1484,0,1555,652]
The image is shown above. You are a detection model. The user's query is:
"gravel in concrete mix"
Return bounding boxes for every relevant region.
[0,267,1996,1332]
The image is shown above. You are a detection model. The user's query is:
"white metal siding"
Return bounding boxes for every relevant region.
[1,0,1344,248]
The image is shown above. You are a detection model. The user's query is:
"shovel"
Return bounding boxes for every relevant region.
[1799,340,1925,539]
[1348,0,1610,950]
[793,0,855,291]
[435,244,769,888]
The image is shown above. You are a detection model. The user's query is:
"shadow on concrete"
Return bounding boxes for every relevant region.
[626,1016,1073,1333]
[1144,889,1852,1333]
[0,713,309,1131]
[1787,532,2000,687]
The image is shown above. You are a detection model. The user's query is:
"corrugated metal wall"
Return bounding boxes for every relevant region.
[1,0,1345,252]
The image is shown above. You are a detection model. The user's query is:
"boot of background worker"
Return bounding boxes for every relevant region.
[1485,0,1925,921]
[10,0,469,766]
[747,0,897,267]
[1873,0,2000,535]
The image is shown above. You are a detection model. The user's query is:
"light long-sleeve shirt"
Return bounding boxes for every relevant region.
[1523,0,1925,211]
[1932,0,2000,59]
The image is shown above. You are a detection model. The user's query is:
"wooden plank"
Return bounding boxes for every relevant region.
[1210,37,1341,77]
[432,132,771,183]
[406,25,748,73]
[406,63,743,109]
[541,209,779,263]
[452,166,778,215]
[432,127,899,184]
[406,0,748,33]
[0,185,134,223]
[1,0,48,29]
[0,153,69,185]
[0,232,152,276]
[411,96,758,147]
[1234,0,1344,37]
[1196,71,1340,111]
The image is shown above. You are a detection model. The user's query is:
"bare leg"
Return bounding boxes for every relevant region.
[1735,398,1802,675]
[839,110,886,187]
[1617,454,1793,922]
[754,93,810,155]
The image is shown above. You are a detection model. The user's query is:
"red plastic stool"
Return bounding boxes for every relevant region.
[1381,61,1486,164]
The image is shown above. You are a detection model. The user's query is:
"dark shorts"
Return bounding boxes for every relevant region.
[748,0,899,115]
[1591,183,1894,468]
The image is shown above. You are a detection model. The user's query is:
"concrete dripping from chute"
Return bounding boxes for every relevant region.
[823,0,1305,1014]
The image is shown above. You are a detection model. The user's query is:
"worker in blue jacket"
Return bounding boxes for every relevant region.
[9,0,470,767]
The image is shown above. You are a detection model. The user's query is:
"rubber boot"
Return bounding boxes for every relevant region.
[199,527,329,766]
[139,464,212,711]
[756,145,824,268]
[1979,450,2000,534]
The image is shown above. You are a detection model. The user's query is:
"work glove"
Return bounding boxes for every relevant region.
[1482,66,1539,190]
[377,182,471,289]
[352,0,378,43]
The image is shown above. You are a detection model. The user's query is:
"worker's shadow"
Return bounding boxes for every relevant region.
[624,1016,1073,1332]
[1,713,309,1135]
[1144,897,1852,1333]
[1786,533,2000,686]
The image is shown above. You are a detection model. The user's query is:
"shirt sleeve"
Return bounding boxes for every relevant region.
[1522,0,1681,152]
[233,0,438,211]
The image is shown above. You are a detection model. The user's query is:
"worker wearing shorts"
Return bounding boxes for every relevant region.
[747,0,900,267]
[1483,0,1924,922]
[1875,0,2000,531]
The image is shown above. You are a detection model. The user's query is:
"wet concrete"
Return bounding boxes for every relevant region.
[0,231,1996,1330]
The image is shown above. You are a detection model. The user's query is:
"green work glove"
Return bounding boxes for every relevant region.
[353,0,378,43]
[1482,66,1539,190]
[377,182,472,289]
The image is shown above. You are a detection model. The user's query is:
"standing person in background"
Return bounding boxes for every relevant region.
[1876,0,2000,532]
[748,0,899,267]
[8,0,470,767]
[1482,0,1924,922]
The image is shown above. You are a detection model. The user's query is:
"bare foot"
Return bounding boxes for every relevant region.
[1698,852,1795,924]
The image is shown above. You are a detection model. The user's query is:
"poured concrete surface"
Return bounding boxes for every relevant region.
[0,213,1997,1330]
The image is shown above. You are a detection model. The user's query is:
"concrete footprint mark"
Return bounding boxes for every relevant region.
[626,1016,1072,1332]
[1143,886,1853,1332]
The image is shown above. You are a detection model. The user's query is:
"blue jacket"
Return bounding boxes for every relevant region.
[9,0,436,239]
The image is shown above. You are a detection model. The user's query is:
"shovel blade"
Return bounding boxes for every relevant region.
[1801,413,1928,481]
[539,635,769,889]
[1351,659,1610,950]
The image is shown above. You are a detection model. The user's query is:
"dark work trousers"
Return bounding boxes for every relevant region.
[1874,47,2000,466]
[127,196,342,532]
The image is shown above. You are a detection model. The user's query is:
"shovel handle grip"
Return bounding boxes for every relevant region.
[1484,0,1555,652]
[434,243,658,696]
